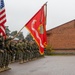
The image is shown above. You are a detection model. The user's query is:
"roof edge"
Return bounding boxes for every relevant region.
[47,19,75,32]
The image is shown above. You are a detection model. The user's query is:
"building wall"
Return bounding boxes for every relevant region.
[47,20,75,54]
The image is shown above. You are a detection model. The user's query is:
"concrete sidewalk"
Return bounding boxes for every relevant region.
[0,56,75,75]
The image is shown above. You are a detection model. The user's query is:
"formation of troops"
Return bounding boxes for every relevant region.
[0,34,44,72]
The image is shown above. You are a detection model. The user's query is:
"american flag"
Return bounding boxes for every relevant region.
[0,0,6,37]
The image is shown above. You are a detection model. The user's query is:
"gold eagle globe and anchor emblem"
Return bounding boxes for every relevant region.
[38,24,45,34]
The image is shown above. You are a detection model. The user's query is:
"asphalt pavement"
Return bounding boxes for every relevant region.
[0,56,75,75]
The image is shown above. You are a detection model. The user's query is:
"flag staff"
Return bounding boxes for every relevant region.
[11,25,25,40]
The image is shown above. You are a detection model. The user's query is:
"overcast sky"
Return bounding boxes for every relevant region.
[4,0,75,37]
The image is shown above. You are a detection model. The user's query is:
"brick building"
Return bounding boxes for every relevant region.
[47,20,75,54]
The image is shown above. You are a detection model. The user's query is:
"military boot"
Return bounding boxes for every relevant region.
[4,66,11,71]
[0,67,2,72]
[19,60,23,64]
[0,67,5,72]
[23,60,26,63]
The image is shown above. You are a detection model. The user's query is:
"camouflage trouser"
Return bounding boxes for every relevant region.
[23,51,26,61]
[0,51,4,68]
[24,51,28,61]
[4,51,9,67]
[11,52,14,62]
[30,51,34,59]
[15,50,19,61]
[32,51,36,58]
[34,50,40,58]
[8,52,11,63]
[18,50,23,61]
[9,51,15,62]
[26,51,30,61]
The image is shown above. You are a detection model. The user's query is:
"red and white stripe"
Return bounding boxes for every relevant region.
[0,5,6,36]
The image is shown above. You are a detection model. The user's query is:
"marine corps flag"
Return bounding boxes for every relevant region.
[25,3,47,55]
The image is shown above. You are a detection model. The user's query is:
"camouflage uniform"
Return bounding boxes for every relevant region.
[26,42,31,61]
[0,35,5,71]
[4,37,11,69]
[15,43,19,62]
[23,41,29,62]
[21,41,27,62]
[16,41,24,63]
[9,41,16,63]
[29,43,34,60]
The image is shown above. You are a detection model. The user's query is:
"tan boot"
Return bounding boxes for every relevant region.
[0,67,5,72]
[20,60,23,64]
[0,68,2,72]
[12,60,15,63]
[24,60,26,63]
[4,66,11,71]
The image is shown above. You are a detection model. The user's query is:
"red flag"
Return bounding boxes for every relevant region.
[0,0,6,39]
[25,3,47,55]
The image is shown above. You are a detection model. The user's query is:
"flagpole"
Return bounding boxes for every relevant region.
[44,2,47,25]
[43,1,48,6]
[11,25,25,40]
